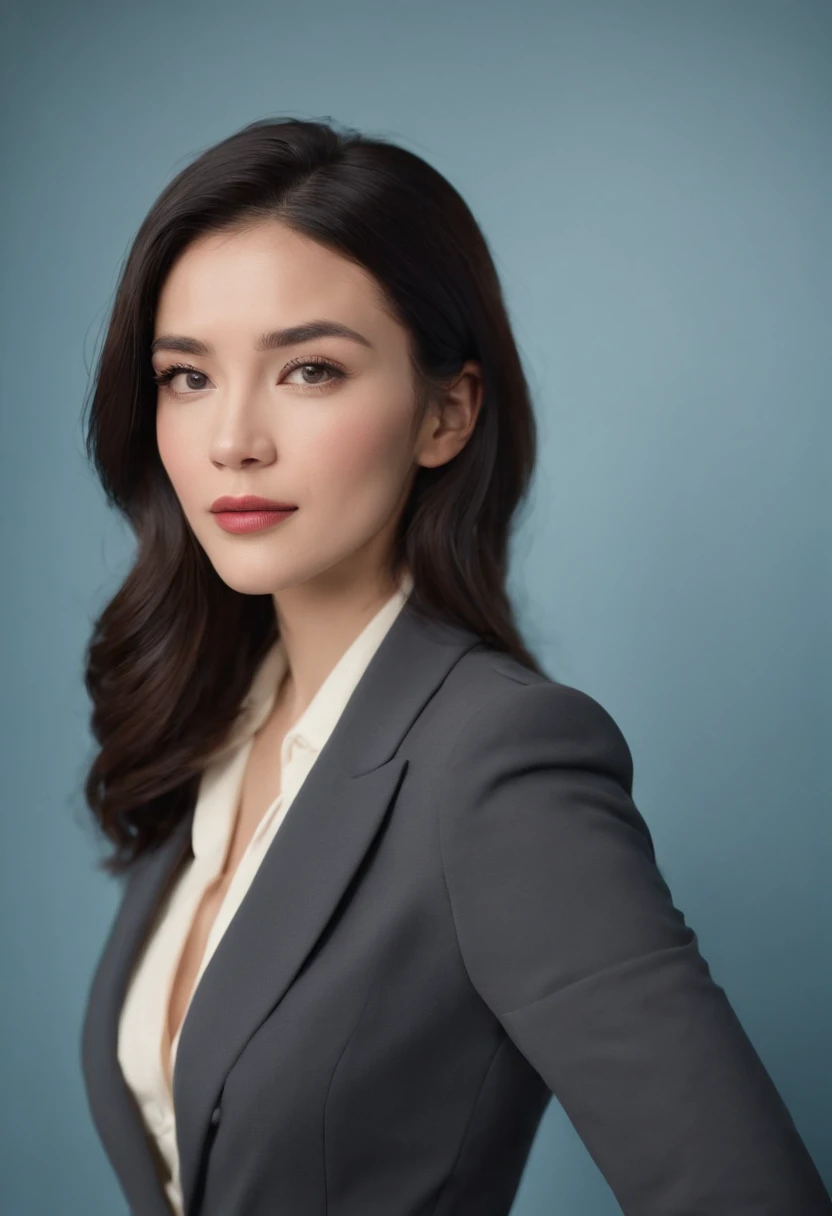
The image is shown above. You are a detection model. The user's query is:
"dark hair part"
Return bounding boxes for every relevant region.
[82,116,546,875]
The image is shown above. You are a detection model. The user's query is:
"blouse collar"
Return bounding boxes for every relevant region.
[212,568,414,762]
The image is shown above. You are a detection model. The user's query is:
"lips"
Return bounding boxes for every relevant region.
[211,500,298,535]
[210,495,297,512]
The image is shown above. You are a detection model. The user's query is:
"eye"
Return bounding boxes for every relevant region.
[281,357,346,390]
[151,356,347,397]
[151,363,209,395]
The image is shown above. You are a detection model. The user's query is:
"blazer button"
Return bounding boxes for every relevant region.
[210,1105,221,1127]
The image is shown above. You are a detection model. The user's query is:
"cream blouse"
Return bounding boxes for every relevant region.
[117,571,414,1215]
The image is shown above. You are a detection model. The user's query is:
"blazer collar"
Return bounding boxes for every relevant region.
[81,597,483,1215]
[213,567,416,765]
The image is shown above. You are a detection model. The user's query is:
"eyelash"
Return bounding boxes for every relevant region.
[151,355,347,397]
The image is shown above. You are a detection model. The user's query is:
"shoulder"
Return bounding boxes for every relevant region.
[439,645,634,797]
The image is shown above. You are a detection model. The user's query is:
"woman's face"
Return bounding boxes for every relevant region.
[153,219,478,599]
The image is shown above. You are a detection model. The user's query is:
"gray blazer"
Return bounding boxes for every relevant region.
[81,601,832,1215]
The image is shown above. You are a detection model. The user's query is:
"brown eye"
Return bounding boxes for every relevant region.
[152,364,209,395]
[299,365,329,384]
[176,370,207,391]
[282,359,346,390]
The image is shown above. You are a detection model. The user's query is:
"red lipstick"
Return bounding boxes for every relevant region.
[210,495,298,534]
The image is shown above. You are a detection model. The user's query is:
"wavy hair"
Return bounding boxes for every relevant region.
[82,116,546,875]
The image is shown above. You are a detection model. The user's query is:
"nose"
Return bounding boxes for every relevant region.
[209,392,278,469]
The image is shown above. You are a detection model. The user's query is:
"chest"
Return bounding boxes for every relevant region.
[164,708,293,1063]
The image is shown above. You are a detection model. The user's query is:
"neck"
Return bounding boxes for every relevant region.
[270,560,408,724]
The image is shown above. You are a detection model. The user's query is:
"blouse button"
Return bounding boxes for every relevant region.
[210,1105,222,1127]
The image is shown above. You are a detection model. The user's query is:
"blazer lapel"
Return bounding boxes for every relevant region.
[175,601,482,1210]
[81,808,195,1215]
[177,758,411,1213]
[83,599,482,1216]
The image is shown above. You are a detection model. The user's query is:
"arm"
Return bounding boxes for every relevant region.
[437,678,832,1214]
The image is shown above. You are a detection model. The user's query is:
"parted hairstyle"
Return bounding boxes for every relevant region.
[82,115,546,875]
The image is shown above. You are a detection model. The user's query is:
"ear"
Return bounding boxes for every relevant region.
[415,360,484,469]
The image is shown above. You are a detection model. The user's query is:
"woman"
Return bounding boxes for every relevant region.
[80,117,831,1216]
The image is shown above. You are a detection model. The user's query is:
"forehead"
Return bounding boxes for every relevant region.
[154,220,395,332]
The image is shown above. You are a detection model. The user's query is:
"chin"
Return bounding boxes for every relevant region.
[195,524,370,597]
[207,560,296,597]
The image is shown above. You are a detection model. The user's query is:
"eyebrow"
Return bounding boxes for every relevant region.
[150,320,374,358]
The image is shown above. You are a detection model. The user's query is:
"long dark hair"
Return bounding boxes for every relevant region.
[82,116,546,875]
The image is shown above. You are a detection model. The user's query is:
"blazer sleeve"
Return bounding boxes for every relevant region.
[436,678,832,1215]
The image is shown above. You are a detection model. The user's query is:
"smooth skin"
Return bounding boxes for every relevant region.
[153,219,483,725]
[152,219,483,1067]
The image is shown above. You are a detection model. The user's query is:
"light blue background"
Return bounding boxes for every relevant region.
[1,1,829,1212]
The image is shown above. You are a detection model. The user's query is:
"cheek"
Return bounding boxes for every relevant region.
[311,405,411,491]
[156,410,200,504]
